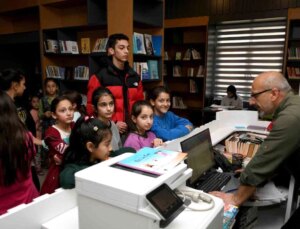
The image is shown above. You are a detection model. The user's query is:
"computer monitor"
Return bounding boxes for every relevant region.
[180,128,215,185]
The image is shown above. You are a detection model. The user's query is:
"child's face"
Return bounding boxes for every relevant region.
[90,134,112,161]
[227,91,234,98]
[150,92,171,116]
[31,97,40,110]
[52,99,74,124]
[132,106,153,134]
[96,94,114,121]
[46,81,58,97]
[14,77,26,97]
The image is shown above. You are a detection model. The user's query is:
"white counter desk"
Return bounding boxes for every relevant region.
[0,110,270,229]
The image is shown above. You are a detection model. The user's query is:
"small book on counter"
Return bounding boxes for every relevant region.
[223,203,239,229]
[116,147,187,176]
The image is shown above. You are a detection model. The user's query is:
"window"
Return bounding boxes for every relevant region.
[206,17,286,101]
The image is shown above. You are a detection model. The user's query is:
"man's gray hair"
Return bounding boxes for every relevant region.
[263,72,291,93]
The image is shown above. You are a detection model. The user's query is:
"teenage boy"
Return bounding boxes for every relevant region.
[86,33,144,134]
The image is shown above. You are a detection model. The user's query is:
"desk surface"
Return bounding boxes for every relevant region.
[0,111,273,229]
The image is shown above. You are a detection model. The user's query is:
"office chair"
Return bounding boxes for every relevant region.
[284,175,299,223]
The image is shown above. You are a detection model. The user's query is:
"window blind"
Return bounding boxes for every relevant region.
[207,17,286,101]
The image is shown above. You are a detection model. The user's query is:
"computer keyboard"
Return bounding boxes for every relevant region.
[196,172,231,193]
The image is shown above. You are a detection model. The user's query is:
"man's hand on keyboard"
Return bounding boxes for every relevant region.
[209,191,238,206]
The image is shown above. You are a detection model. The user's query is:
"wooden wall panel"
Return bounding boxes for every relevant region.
[288,0,297,7]
[280,0,289,8]
[0,0,39,12]
[223,0,230,14]
[165,0,300,21]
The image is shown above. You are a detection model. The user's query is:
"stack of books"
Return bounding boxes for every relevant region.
[223,204,239,229]
[46,65,65,79]
[224,132,266,158]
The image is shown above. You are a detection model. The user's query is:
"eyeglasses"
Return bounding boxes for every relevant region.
[250,89,272,98]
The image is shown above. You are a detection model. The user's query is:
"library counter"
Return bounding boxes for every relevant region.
[0,110,270,229]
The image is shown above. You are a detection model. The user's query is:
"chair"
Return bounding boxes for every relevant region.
[284,175,299,223]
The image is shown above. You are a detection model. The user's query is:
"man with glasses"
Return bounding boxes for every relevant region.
[211,71,300,228]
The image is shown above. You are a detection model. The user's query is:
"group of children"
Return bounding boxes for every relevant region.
[0,32,196,217]
[0,73,194,216]
[29,79,192,193]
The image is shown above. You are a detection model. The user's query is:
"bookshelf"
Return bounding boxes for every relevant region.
[284,8,300,94]
[107,0,164,92]
[0,0,164,95]
[40,0,108,94]
[164,16,208,126]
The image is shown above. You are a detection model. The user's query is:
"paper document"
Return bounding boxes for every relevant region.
[210,104,235,110]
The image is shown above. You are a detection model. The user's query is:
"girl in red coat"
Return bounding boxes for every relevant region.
[40,95,74,195]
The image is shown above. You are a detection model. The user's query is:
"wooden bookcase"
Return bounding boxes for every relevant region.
[0,0,164,95]
[283,8,300,94]
[164,16,209,126]
[108,0,164,93]
[0,1,41,95]
[39,0,108,94]
[0,7,40,35]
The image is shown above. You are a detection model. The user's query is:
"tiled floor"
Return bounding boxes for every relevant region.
[255,203,286,229]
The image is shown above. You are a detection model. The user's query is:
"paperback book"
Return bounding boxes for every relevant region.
[144,33,154,55]
[223,204,239,229]
[152,35,162,56]
[116,147,187,175]
[133,32,146,54]
[81,38,91,54]
[147,60,159,79]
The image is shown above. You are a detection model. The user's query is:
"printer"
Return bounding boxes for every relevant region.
[75,153,223,229]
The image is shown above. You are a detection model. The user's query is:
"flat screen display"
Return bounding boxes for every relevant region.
[146,183,184,220]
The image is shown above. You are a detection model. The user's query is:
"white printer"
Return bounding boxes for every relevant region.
[75,153,223,229]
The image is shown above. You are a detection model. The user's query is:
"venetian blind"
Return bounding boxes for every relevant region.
[208,17,286,100]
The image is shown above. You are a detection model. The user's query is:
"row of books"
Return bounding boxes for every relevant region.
[172,65,204,77]
[224,132,266,158]
[81,37,108,54]
[46,65,89,80]
[172,96,187,109]
[46,65,65,79]
[133,60,159,80]
[44,39,79,54]
[287,47,300,59]
[73,66,89,80]
[178,48,202,61]
[164,48,202,61]
[133,32,162,56]
[44,38,108,55]
[286,66,300,78]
